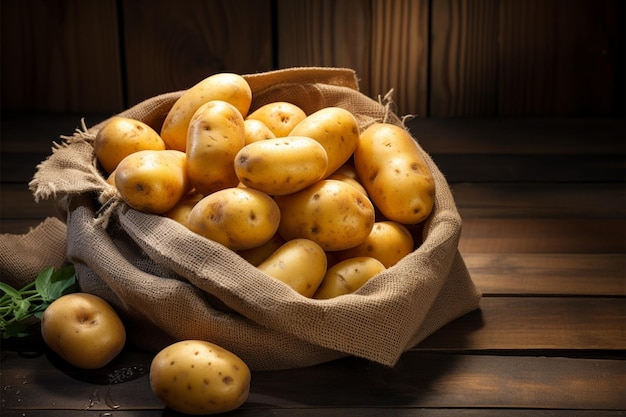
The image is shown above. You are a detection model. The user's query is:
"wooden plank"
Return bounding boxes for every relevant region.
[408,118,626,155]
[369,0,429,116]
[418,297,626,351]
[429,0,499,117]
[0,184,58,219]
[451,183,625,219]
[459,218,625,254]
[465,253,626,296]
[1,350,624,411]
[0,0,123,113]
[275,0,372,98]
[121,0,274,107]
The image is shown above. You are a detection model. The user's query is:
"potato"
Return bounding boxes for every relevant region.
[354,123,435,224]
[41,293,126,369]
[236,232,285,266]
[150,340,250,415]
[234,136,328,196]
[288,107,359,177]
[257,238,327,297]
[326,172,368,197]
[115,150,189,214]
[246,101,306,137]
[187,187,280,251]
[275,179,375,251]
[161,73,252,151]
[335,221,414,268]
[164,191,204,227]
[186,100,246,195]
[313,256,386,299]
[243,119,276,144]
[94,116,166,174]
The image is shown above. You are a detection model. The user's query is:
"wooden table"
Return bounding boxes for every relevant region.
[1,114,624,416]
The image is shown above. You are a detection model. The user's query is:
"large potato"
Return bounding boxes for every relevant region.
[186,100,246,195]
[246,101,307,137]
[115,150,189,214]
[150,340,250,415]
[160,73,252,151]
[335,221,414,268]
[94,117,166,174]
[313,256,386,299]
[288,107,359,177]
[354,123,435,224]
[275,179,375,251]
[41,293,126,369]
[187,187,280,251]
[234,136,328,196]
[257,238,327,297]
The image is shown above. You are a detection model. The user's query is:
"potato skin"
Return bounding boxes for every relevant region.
[246,101,307,137]
[234,136,328,196]
[354,123,435,224]
[164,191,204,227]
[115,150,189,214]
[243,119,276,145]
[335,221,414,268]
[257,238,327,297]
[160,73,252,151]
[313,256,386,299]
[187,187,280,251]
[275,179,375,251]
[186,100,246,195]
[150,340,250,415]
[94,116,166,174]
[289,107,360,177]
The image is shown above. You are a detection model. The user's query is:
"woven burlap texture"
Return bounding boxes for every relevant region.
[14,67,481,370]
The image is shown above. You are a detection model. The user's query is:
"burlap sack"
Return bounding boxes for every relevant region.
[4,67,481,370]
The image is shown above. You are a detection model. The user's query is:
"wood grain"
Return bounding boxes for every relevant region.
[121,0,274,106]
[0,0,123,112]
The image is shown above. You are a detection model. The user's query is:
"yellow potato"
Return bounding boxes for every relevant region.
[354,123,435,224]
[257,238,327,297]
[246,101,306,137]
[186,100,246,195]
[326,172,368,197]
[160,73,252,151]
[335,221,414,268]
[150,340,250,415]
[94,116,166,174]
[236,233,285,266]
[313,256,386,299]
[164,191,204,227]
[288,107,359,177]
[243,119,276,144]
[187,187,280,251]
[275,179,375,251]
[115,150,189,214]
[234,136,328,196]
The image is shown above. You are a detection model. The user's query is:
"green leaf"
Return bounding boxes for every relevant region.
[47,265,77,300]
[34,266,55,300]
[0,282,21,299]
[13,299,31,321]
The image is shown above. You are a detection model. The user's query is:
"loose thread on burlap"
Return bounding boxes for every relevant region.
[377,89,416,129]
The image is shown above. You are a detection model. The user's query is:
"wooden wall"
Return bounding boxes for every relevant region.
[1,0,623,118]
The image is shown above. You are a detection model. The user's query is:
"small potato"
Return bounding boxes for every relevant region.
[335,221,414,268]
[234,136,328,196]
[257,238,327,297]
[326,173,368,197]
[150,340,250,415]
[354,123,435,224]
[164,191,204,227]
[94,116,166,174]
[246,101,306,137]
[115,150,189,214]
[236,233,285,266]
[313,256,386,299]
[243,119,276,144]
[186,100,246,195]
[161,73,252,151]
[275,179,375,251]
[289,107,359,177]
[187,187,280,251]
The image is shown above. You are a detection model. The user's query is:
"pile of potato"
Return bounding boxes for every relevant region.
[94,73,435,299]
